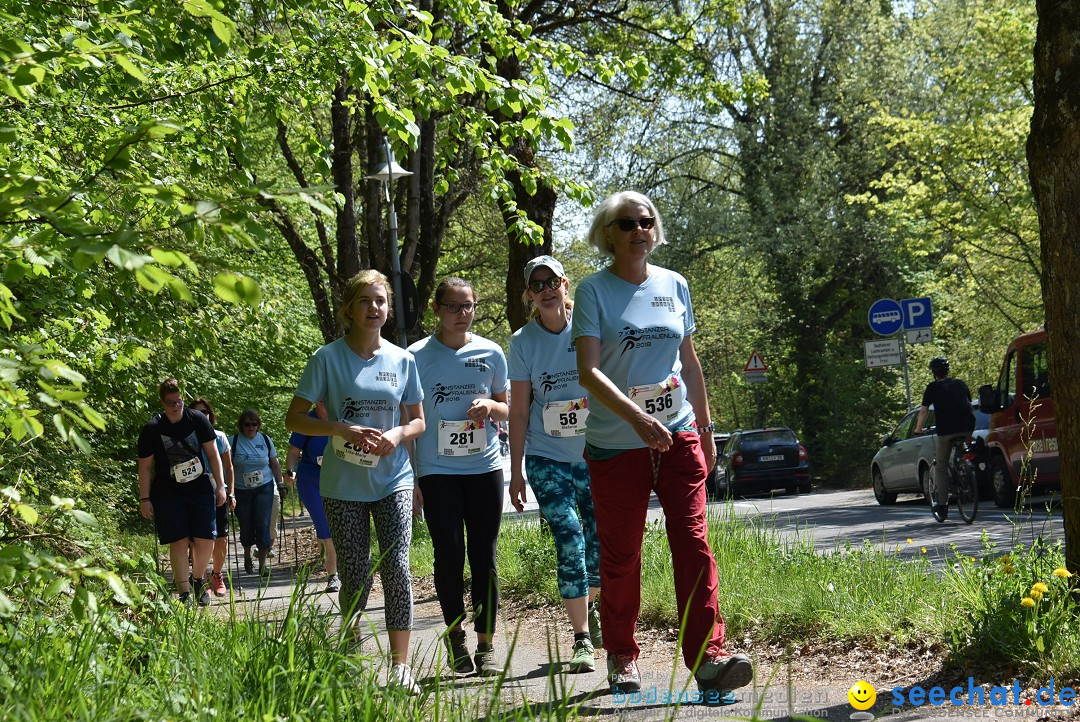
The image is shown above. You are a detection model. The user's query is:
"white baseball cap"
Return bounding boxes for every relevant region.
[523,255,565,283]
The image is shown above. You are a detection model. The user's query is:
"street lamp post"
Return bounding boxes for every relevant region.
[365,136,413,347]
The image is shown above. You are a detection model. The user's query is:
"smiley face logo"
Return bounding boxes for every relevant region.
[848,680,876,710]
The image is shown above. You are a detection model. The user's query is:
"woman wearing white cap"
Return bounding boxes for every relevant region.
[507,255,601,674]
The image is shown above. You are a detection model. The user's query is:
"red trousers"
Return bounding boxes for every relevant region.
[586,432,725,669]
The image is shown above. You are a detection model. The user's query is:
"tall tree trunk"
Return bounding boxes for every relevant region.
[1027,0,1080,574]
[332,71,359,312]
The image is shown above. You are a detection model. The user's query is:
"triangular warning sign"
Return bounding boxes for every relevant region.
[743,350,768,372]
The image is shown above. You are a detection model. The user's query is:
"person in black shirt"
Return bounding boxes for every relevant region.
[914,357,975,521]
[137,378,227,605]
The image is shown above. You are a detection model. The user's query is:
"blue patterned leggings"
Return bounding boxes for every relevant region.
[322,490,414,631]
[525,455,601,599]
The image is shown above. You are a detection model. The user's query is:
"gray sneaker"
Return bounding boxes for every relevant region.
[607,654,640,694]
[473,643,503,677]
[324,574,340,593]
[695,653,753,693]
[444,628,474,675]
[588,600,602,647]
[567,637,595,673]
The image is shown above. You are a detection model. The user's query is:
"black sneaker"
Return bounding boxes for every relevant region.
[192,578,211,607]
[178,591,192,605]
[932,504,948,523]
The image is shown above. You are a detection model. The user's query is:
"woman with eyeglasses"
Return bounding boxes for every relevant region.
[507,255,601,674]
[573,191,752,698]
[189,397,235,597]
[230,409,284,577]
[408,277,509,678]
[286,269,426,695]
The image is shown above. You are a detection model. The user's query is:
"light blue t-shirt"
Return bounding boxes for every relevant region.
[572,265,697,449]
[408,333,509,477]
[294,338,423,502]
[507,316,587,464]
[231,432,277,490]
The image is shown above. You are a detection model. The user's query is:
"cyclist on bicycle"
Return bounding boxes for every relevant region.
[914,357,975,521]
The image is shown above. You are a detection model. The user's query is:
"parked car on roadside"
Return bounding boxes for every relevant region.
[871,408,936,505]
[871,402,989,506]
[712,427,811,497]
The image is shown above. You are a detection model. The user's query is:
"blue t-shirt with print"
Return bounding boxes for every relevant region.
[294,338,423,502]
[408,333,509,477]
[508,316,587,464]
[232,432,277,490]
[572,265,697,448]
[288,410,329,485]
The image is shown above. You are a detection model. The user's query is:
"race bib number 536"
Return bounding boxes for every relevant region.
[629,375,681,424]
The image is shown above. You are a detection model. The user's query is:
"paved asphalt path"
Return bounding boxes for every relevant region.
[204,465,1069,721]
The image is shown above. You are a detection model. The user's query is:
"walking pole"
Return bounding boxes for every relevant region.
[292,485,299,570]
[231,507,243,595]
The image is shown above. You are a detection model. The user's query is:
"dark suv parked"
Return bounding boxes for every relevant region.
[712,427,811,497]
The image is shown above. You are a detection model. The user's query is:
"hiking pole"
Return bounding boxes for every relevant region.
[231,507,243,595]
[291,485,299,570]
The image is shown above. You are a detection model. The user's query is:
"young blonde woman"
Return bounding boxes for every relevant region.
[409,277,509,677]
[285,270,426,695]
[508,255,601,673]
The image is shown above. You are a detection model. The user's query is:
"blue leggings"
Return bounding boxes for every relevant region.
[296,473,331,539]
[525,455,600,599]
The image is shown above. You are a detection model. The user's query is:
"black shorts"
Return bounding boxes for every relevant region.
[216,501,229,537]
[151,493,217,544]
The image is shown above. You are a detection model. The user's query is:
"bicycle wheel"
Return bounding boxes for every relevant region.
[954,455,978,524]
[927,462,947,523]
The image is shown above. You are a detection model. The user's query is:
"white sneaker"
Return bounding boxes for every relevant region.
[387,663,420,696]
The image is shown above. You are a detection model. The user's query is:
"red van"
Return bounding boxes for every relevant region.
[977,329,1058,508]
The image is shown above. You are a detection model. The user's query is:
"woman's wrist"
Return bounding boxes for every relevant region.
[139,497,150,502]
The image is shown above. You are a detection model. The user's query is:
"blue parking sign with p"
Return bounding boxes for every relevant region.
[901,297,933,330]
[868,298,903,335]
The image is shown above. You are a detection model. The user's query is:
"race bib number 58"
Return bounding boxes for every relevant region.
[542,397,589,437]
[629,375,681,424]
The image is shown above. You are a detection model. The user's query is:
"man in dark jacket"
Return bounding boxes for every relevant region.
[914,357,975,521]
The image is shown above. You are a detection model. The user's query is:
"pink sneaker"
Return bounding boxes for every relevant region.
[210,571,227,596]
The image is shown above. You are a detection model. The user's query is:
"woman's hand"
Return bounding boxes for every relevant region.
[509,472,528,513]
[339,422,384,449]
[412,486,424,516]
[632,412,673,451]
[368,427,405,457]
[699,430,717,470]
[139,499,153,520]
[465,398,493,421]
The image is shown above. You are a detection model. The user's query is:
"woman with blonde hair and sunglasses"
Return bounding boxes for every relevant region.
[409,277,509,678]
[507,254,602,673]
[286,269,425,695]
[573,191,752,699]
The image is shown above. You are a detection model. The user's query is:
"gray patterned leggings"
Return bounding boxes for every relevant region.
[322,490,414,631]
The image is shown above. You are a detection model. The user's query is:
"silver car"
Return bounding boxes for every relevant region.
[871,408,936,505]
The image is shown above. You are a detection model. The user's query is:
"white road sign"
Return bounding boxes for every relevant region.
[865,339,902,368]
[907,328,933,344]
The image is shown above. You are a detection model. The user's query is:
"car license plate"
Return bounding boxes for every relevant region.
[759,454,784,462]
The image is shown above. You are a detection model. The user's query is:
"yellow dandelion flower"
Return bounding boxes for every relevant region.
[921,547,927,554]
[1030,589,1044,601]
[1052,567,1074,578]
[906,538,913,544]
[896,545,902,552]
[1021,596,1036,608]
[1000,555,1012,565]
[1003,565,1016,574]
[1032,582,1049,594]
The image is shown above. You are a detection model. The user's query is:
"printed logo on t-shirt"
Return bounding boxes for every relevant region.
[430,382,488,408]
[340,397,396,420]
[375,371,399,387]
[651,296,676,312]
[618,325,682,356]
[465,357,489,373]
[539,369,578,395]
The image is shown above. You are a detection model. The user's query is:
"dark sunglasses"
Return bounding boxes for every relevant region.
[242,421,260,428]
[527,277,563,293]
[608,216,656,232]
